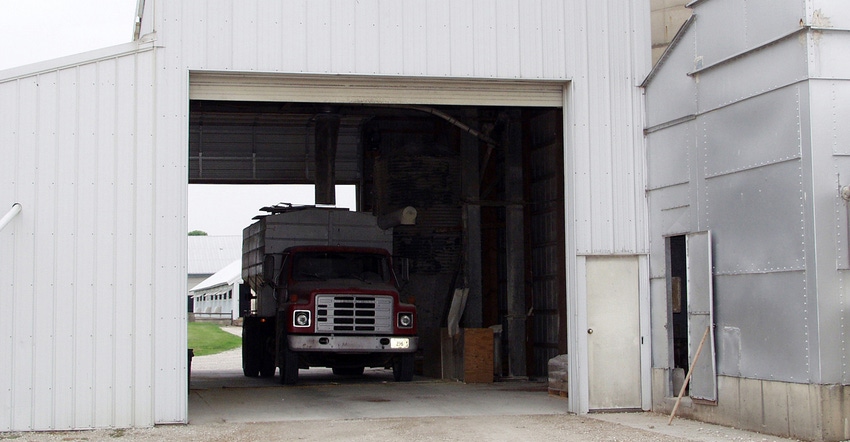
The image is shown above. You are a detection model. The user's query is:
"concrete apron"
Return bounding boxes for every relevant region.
[188,353,798,442]
[189,367,564,424]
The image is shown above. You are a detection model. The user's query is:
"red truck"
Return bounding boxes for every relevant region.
[240,207,418,384]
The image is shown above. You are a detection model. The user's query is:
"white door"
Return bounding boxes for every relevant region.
[586,256,642,410]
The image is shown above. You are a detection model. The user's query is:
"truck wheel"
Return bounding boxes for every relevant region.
[242,322,260,377]
[280,348,299,385]
[332,366,365,376]
[392,353,414,382]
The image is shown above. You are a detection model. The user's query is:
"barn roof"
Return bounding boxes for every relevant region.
[190,259,242,293]
[188,235,241,275]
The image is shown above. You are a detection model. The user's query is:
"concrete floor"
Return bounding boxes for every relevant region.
[0,346,800,441]
[185,348,799,442]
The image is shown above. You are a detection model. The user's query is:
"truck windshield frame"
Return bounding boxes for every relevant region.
[291,251,392,284]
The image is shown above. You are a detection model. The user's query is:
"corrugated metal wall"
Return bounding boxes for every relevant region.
[645,0,850,385]
[0,0,651,429]
[0,42,188,430]
[154,0,650,255]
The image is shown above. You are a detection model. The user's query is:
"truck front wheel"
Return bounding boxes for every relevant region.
[392,353,414,382]
[280,347,299,385]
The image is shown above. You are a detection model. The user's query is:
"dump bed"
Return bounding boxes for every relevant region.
[242,208,393,290]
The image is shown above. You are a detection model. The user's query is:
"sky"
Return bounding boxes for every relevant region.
[0,1,356,236]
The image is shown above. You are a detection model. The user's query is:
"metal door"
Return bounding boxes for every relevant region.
[686,231,717,401]
[586,256,642,410]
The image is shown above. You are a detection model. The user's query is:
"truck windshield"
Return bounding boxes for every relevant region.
[291,252,391,283]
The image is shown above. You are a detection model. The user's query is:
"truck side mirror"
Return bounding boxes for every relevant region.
[263,254,276,284]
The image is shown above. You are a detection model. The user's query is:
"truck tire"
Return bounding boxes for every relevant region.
[242,321,261,378]
[280,348,299,385]
[392,353,414,382]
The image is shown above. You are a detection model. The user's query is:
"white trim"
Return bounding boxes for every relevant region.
[639,254,652,410]
[189,72,567,107]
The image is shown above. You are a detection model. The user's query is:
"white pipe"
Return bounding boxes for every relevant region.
[0,203,21,232]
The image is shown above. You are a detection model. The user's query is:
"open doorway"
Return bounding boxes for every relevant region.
[186,97,567,389]
[667,235,689,394]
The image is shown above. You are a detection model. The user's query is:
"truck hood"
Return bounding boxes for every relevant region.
[289,279,399,295]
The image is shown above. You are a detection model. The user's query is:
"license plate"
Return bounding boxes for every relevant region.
[390,338,409,349]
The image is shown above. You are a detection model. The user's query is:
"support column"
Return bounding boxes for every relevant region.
[461,111,483,328]
[314,112,340,205]
[503,111,526,378]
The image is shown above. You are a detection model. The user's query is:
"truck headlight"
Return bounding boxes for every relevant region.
[293,310,311,327]
[397,312,413,329]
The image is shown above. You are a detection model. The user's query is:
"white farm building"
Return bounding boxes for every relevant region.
[0,0,847,440]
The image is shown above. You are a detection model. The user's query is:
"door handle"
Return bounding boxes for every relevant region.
[587,328,593,334]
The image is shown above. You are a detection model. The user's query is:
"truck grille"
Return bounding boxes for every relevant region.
[315,295,393,333]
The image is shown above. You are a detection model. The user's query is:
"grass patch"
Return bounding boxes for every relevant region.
[187,322,241,356]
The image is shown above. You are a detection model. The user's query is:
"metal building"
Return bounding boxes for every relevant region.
[0,0,651,433]
[644,0,850,440]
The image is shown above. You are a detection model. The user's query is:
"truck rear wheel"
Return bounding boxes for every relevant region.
[242,321,261,377]
[392,353,414,382]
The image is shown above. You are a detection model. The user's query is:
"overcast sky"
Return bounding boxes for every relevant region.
[0,1,355,236]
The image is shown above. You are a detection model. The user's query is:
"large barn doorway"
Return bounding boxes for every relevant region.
[187,74,567,383]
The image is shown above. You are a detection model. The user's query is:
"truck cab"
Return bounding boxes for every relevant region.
[240,208,418,384]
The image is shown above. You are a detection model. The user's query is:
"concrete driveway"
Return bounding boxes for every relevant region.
[1,347,799,441]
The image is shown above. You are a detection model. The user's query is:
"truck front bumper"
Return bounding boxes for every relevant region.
[287,335,418,353]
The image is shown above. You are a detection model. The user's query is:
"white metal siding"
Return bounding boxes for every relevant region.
[0,43,187,430]
[158,0,650,255]
[1,0,651,429]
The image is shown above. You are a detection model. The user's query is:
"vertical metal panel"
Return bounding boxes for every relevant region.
[402,0,427,76]
[354,0,380,73]
[808,79,850,384]
[686,231,716,402]
[256,1,283,72]
[706,160,806,274]
[54,66,78,430]
[694,0,746,67]
[695,37,808,113]
[0,73,18,432]
[232,0,259,69]
[541,0,567,78]
[701,86,802,177]
[93,58,118,428]
[644,26,697,128]
[32,70,58,430]
[714,272,809,381]
[74,62,98,429]
[646,123,692,190]
[330,0,356,74]
[812,0,850,28]
[426,1,452,75]
[448,0,475,76]
[306,0,332,73]
[167,0,648,255]
[379,1,404,75]
[495,0,521,78]
[0,45,170,431]
[518,1,543,78]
